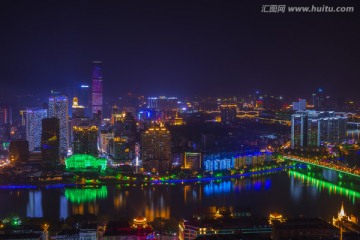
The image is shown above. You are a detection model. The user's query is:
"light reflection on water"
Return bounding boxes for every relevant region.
[2,170,360,221]
[289,170,360,204]
[347,129,360,140]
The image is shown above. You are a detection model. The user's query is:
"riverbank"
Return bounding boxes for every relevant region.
[0,163,292,189]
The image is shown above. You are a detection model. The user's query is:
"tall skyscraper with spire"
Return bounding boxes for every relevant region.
[91,61,103,118]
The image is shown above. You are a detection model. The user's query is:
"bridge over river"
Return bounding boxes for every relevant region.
[283,155,360,179]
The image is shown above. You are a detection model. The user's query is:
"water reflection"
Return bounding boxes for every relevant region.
[27,190,43,218]
[60,195,68,219]
[65,186,107,203]
[347,130,360,139]
[15,171,360,221]
[290,176,302,203]
[289,170,360,204]
[143,190,170,220]
[204,181,232,195]
[113,191,126,210]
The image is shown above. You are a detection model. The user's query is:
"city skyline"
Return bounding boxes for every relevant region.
[1,1,360,100]
[1,1,360,238]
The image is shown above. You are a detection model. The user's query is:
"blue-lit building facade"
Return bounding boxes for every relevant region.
[203,151,272,172]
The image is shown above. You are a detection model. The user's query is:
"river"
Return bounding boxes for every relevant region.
[1,169,359,222]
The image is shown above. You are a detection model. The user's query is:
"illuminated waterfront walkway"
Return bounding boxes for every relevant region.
[283,155,360,179]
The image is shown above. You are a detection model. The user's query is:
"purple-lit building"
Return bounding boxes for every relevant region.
[91,61,103,118]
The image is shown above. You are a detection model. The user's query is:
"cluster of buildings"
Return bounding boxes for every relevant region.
[1,62,358,176]
[179,206,343,240]
[7,61,104,169]
[1,61,282,175]
[291,110,347,148]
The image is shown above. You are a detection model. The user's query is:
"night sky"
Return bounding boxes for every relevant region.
[1,0,360,100]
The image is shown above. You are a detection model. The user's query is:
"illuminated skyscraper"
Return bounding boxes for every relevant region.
[72,126,98,156]
[48,95,69,155]
[141,125,171,173]
[26,108,47,151]
[91,61,103,118]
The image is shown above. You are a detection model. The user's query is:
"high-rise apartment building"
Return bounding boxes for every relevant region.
[291,111,347,148]
[141,125,171,173]
[91,61,103,117]
[72,126,98,156]
[26,108,47,151]
[48,95,69,155]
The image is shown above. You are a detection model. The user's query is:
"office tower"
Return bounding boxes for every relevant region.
[41,117,60,162]
[293,99,306,111]
[9,139,29,162]
[141,125,171,173]
[72,97,85,118]
[72,126,98,156]
[291,111,347,148]
[91,61,103,118]
[109,136,129,161]
[26,108,47,151]
[220,104,237,124]
[48,95,69,155]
